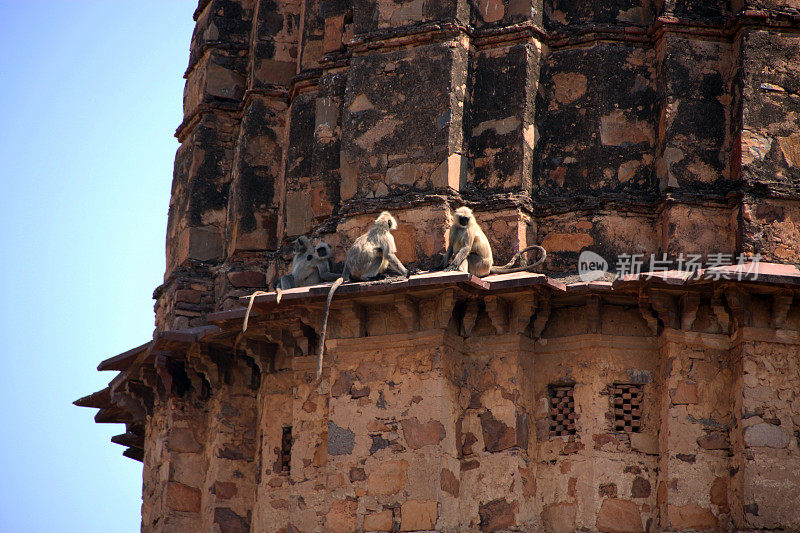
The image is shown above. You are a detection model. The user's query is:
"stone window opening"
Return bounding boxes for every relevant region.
[612,384,643,433]
[280,426,292,474]
[548,384,576,437]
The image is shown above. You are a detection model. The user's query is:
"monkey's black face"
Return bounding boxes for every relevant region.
[306,254,314,261]
[293,239,306,253]
[458,215,470,226]
[316,246,328,258]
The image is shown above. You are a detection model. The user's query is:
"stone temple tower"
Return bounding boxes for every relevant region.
[77,0,800,531]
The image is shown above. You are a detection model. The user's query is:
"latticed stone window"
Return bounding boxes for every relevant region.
[612,384,643,433]
[548,385,576,437]
[280,426,292,473]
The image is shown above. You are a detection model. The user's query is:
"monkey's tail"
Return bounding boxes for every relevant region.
[242,291,270,332]
[317,277,344,379]
[489,245,547,274]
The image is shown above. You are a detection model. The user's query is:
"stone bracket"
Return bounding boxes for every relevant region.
[510,293,537,335]
[532,293,551,339]
[586,295,601,334]
[724,286,752,329]
[485,295,509,334]
[771,293,794,329]
[711,288,731,333]
[395,296,419,332]
[461,298,480,337]
[420,289,455,330]
[680,293,701,331]
[638,287,659,335]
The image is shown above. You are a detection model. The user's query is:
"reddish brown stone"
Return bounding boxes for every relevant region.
[364,510,393,532]
[401,418,446,450]
[326,500,357,533]
[710,477,728,509]
[671,381,699,405]
[400,500,437,531]
[479,498,517,532]
[168,428,202,453]
[165,482,201,512]
[441,468,459,497]
[542,503,575,533]
[599,482,618,498]
[331,371,355,397]
[227,270,266,288]
[213,507,250,533]
[175,289,202,304]
[213,481,237,500]
[461,459,480,471]
[631,477,651,498]
[697,433,729,450]
[349,467,366,482]
[596,499,643,533]
[668,504,717,530]
[479,411,517,452]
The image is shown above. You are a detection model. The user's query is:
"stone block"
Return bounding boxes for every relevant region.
[165,482,201,512]
[630,433,658,455]
[744,423,791,448]
[479,498,517,532]
[401,418,446,449]
[364,510,393,531]
[326,500,357,533]
[667,504,717,531]
[400,500,437,531]
[596,498,643,533]
[542,502,575,533]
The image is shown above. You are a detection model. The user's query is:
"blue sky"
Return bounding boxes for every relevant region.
[0,2,196,530]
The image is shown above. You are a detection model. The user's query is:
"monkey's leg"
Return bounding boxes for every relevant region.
[467,254,492,277]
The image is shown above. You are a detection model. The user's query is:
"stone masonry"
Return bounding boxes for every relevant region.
[75,0,800,531]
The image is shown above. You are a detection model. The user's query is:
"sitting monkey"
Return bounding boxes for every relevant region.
[440,206,546,277]
[317,211,408,377]
[242,236,338,332]
[274,237,339,303]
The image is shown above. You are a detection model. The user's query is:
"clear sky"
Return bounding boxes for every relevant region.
[0,1,196,530]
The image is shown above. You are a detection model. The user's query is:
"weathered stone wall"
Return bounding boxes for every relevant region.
[153,0,800,332]
[139,280,799,531]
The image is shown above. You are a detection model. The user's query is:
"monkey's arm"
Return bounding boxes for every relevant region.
[274,274,295,290]
[385,252,408,277]
[444,240,473,271]
[439,242,453,269]
[317,262,341,282]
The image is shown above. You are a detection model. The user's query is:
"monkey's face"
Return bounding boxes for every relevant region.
[453,207,473,227]
[376,211,397,230]
[315,244,330,258]
[292,237,308,253]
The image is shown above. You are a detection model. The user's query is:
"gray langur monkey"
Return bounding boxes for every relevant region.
[274,237,339,303]
[440,206,546,277]
[242,236,338,332]
[317,211,408,378]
